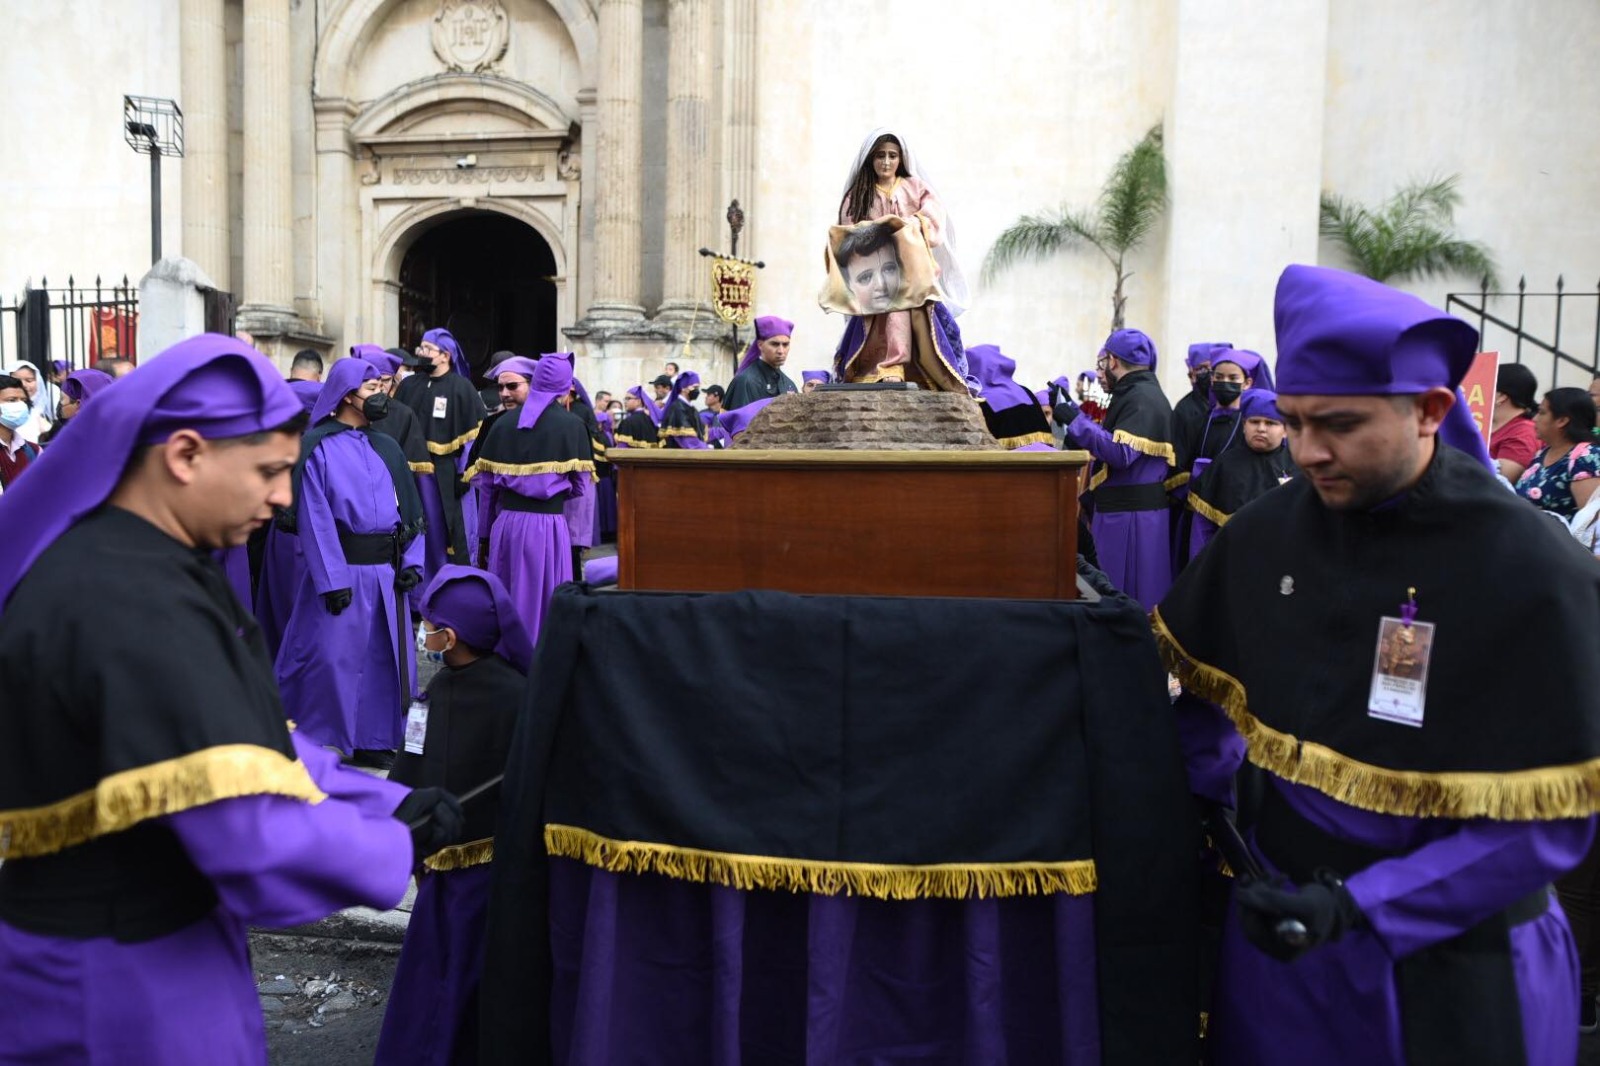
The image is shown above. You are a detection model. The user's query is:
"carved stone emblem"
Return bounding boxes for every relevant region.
[432,1,509,73]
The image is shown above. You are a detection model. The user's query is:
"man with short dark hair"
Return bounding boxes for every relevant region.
[289,348,325,382]
[725,316,798,410]
[650,374,673,404]
[0,334,461,1063]
[1157,265,1600,1065]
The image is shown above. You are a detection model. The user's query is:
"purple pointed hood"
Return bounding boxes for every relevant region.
[352,344,404,378]
[965,344,1036,414]
[422,327,471,378]
[310,358,379,425]
[0,334,301,609]
[736,316,795,375]
[61,368,115,403]
[519,353,574,429]
[627,385,661,426]
[419,564,533,673]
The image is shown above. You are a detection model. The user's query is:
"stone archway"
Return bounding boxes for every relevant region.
[395,210,558,375]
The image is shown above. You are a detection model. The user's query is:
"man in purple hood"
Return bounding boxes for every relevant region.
[0,335,462,1063]
[1157,266,1597,1065]
[724,316,798,410]
[395,328,487,580]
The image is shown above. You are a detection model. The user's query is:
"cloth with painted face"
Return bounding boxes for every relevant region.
[0,334,416,1065]
[274,357,426,756]
[1185,388,1299,559]
[1157,265,1600,1066]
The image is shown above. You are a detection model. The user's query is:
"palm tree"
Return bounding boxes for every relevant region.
[982,125,1166,330]
[1319,175,1499,289]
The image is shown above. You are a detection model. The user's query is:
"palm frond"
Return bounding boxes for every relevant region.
[1098,125,1167,253]
[1319,174,1498,288]
[980,209,1102,284]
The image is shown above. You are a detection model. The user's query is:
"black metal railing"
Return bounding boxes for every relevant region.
[1446,277,1600,386]
[0,276,140,371]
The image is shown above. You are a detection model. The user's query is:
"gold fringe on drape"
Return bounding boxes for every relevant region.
[1110,430,1176,465]
[463,457,595,483]
[425,426,479,456]
[544,824,1097,901]
[613,435,661,449]
[407,460,435,475]
[995,431,1056,450]
[1186,493,1231,529]
[1087,467,1108,493]
[1152,609,1600,820]
[658,426,703,439]
[0,745,326,859]
[423,837,494,872]
[1164,472,1190,492]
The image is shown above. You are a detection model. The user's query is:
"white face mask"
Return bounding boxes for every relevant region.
[0,401,29,429]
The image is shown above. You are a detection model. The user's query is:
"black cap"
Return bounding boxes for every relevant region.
[387,346,427,369]
[651,374,673,387]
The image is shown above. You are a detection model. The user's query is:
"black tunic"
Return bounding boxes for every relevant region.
[725,359,798,410]
[1187,441,1299,529]
[659,397,706,448]
[614,410,659,448]
[395,371,487,559]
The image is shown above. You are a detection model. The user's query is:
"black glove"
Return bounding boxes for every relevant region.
[322,588,353,615]
[394,566,423,593]
[1052,397,1082,425]
[1234,869,1364,962]
[393,786,466,864]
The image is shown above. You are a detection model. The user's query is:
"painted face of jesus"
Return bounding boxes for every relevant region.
[845,246,902,314]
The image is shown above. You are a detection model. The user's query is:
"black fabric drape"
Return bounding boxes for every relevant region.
[482,579,1198,1064]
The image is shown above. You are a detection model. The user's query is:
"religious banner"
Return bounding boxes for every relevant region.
[1460,350,1499,446]
[87,308,139,364]
[818,216,944,317]
[708,255,755,326]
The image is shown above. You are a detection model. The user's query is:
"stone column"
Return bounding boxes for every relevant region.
[239,0,295,323]
[587,0,645,320]
[658,0,715,318]
[721,0,758,254]
[179,0,229,292]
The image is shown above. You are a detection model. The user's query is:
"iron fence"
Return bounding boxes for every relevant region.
[0,275,140,372]
[1446,277,1600,388]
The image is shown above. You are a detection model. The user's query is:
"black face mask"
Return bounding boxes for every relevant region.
[1191,371,1212,397]
[1210,381,1243,406]
[685,388,701,402]
[361,393,390,422]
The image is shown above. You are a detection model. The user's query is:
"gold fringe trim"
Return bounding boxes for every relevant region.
[1087,467,1109,493]
[1187,493,1231,529]
[0,745,327,859]
[407,460,434,475]
[1152,609,1600,820]
[1164,472,1190,491]
[544,824,1097,901]
[659,426,703,439]
[464,458,594,483]
[995,430,1056,451]
[1111,430,1176,465]
[425,426,479,456]
[423,836,494,872]
[613,435,661,449]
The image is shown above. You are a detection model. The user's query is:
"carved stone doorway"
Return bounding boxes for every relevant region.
[397,211,557,379]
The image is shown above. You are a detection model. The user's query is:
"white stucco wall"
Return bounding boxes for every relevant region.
[0,1,183,302]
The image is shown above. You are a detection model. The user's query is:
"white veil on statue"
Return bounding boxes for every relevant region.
[838,127,970,317]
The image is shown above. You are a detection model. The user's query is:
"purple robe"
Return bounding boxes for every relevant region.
[375,864,495,1066]
[253,524,304,658]
[564,478,597,550]
[1063,412,1173,610]
[275,431,423,751]
[477,469,586,643]
[1177,698,1588,1065]
[0,733,411,1065]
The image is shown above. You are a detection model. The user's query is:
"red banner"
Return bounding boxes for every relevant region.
[1459,350,1499,447]
[87,309,139,364]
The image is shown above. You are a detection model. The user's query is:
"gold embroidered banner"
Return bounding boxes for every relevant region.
[709,256,756,326]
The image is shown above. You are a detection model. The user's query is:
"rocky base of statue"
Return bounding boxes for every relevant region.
[734,389,1001,451]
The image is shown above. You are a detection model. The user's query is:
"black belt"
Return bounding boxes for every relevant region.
[338,528,403,566]
[500,492,569,515]
[1093,481,1169,512]
[1254,781,1541,1064]
[0,823,218,942]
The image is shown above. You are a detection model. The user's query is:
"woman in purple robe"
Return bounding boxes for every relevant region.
[467,354,594,642]
[275,358,426,761]
[0,335,462,1064]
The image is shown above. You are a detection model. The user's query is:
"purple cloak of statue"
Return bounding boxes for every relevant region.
[274,429,424,751]
[831,300,971,393]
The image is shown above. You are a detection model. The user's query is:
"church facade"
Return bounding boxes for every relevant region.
[3,1,1596,398]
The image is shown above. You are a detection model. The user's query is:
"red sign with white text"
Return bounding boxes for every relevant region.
[1459,351,1499,447]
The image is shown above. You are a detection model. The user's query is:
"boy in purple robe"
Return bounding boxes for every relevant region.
[801,368,829,392]
[659,369,709,448]
[0,335,463,1064]
[375,565,532,1066]
[1053,328,1175,609]
[967,342,1055,450]
[467,354,593,642]
[1172,348,1273,567]
[1186,388,1299,559]
[614,384,661,448]
[275,358,426,766]
[1156,265,1600,1065]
